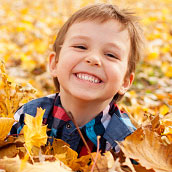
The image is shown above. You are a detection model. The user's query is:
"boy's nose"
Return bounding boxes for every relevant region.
[85,54,101,67]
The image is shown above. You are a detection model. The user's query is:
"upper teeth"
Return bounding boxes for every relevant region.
[76,73,100,83]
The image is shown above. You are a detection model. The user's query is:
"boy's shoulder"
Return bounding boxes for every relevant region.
[103,105,136,148]
[14,93,57,121]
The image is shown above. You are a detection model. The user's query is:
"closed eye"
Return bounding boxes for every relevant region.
[105,53,118,59]
[73,45,87,50]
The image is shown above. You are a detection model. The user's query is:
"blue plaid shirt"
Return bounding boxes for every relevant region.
[11,93,135,156]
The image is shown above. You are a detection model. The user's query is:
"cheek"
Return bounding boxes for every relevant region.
[107,64,126,86]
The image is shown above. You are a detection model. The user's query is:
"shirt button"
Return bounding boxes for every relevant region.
[66,123,72,129]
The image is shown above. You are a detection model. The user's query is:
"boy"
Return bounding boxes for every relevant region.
[11,3,144,156]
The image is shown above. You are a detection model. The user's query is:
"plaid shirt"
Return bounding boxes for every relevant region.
[11,93,135,156]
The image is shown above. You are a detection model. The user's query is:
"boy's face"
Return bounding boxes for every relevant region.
[49,19,134,102]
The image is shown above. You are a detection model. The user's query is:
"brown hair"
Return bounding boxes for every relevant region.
[52,3,144,101]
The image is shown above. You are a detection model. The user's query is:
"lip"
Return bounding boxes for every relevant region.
[74,72,103,83]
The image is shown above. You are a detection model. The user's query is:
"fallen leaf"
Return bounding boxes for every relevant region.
[23,107,47,152]
[0,144,18,158]
[0,118,15,140]
[71,151,114,172]
[52,139,78,166]
[119,126,172,172]
[0,156,72,172]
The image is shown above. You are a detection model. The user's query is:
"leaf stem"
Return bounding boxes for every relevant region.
[66,111,100,172]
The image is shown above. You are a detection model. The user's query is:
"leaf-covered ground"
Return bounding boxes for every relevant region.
[0,0,172,171]
[0,0,172,116]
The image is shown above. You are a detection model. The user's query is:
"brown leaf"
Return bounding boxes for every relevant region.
[52,139,78,166]
[70,151,115,172]
[0,144,18,158]
[134,164,155,172]
[119,126,172,172]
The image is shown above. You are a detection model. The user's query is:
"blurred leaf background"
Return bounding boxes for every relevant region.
[0,0,172,122]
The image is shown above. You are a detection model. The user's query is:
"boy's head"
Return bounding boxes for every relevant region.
[50,3,144,102]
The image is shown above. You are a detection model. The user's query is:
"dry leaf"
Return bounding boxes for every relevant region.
[0,144,18,159]
[70,151,114,172]
[0,156,21,172]
[0,156,72,172]
[52,139,78,166]
[22,160,72,172]
[119,126,172,172]
[0,118,15,140]
[23,107,47,152]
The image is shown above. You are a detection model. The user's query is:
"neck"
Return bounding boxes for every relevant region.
[60,90,111,127]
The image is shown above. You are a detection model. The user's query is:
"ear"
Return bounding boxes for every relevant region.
[118,72,134,95]
[49,52,58,77]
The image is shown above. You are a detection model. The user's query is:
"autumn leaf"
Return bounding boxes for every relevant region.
[23,107,47,152]
[43,138,78,166]
[0,117,15,140]
[70,151,115,172]
[159,113,172,143]
[0,144,18,159]
[119,126,172,172]
[0,156,72,172]
[0,59,36,118]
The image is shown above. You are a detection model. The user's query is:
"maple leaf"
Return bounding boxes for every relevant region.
[70,151,115,172]
[52,139,78,166]
[0,59,36,118]
[23,107,47,152]
[118,125,172,172]
[0,117,15,140]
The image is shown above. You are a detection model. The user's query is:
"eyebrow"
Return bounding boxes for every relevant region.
[68,35,124,53]
[68,35,91,42]
[106,42,124,53]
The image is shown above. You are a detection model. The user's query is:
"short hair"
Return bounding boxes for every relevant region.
[52,3,144,102]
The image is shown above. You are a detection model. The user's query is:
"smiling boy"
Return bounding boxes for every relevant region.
[11,4,144,156]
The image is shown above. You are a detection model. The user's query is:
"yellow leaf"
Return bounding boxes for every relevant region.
[165,66,172,77]
[162,62,172,77]
[146,52,159,61]
[52,139,78,166]
[34,40,48,54]
[159,104,170,116]
[0,118,15,140]
[24,108,47,152]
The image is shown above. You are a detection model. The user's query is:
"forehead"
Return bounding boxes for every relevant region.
[65,19,130,42]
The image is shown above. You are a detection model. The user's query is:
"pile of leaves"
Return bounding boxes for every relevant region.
[1,59,172,172]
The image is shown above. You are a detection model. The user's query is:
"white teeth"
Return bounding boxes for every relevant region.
[76,73,100,83]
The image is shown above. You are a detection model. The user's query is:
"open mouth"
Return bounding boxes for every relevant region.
[75,73,102,84]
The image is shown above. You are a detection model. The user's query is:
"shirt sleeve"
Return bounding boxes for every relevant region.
[10,105,25,135]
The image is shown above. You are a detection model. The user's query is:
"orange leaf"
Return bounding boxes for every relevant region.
[119,126,172,172]
[0,118,15,140]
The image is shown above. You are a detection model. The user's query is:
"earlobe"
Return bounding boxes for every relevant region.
[49,52,58,77]
[118,72,134,95]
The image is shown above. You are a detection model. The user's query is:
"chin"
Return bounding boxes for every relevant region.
[70,90,99,102]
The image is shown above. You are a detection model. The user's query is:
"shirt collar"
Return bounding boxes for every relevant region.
[52,94,133,148]
[52,94,112,126]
